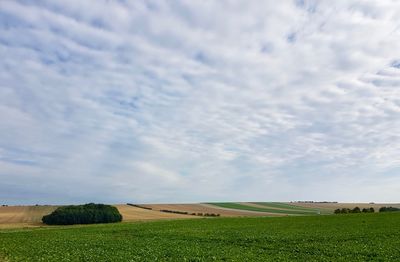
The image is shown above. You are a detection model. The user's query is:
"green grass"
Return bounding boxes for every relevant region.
[208,202,318,215]
[1,212,399,261]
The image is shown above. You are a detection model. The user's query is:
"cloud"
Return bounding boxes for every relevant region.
[1,0,400,204]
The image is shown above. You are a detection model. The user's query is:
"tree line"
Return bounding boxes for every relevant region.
[334,206,400,214]
[334,207,374,214]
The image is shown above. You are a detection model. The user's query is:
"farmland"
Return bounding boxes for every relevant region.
[207,202,324,215]
[1,212,400,261]
[1,202,398,228]
[0,205,57,229]
[0,202,324,228]
[0,205,196,229]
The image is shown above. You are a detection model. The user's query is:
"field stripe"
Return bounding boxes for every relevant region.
[251,202,319,212]
[208,202,319,215]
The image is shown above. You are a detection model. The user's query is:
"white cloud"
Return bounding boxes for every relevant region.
[1,0,400,204]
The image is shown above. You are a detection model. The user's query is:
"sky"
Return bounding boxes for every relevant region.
[1,1,400,205]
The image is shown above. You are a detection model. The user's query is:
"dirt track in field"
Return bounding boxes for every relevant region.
[290,202,400,211]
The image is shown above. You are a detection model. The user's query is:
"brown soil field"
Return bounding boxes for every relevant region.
[290,202,400,211]
[142,203,275,217]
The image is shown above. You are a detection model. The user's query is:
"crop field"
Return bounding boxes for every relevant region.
[142,203,272,217]
[1,212,399,261]
[0,205,57,229]
[0,205,197,228]
[207,202,325,215]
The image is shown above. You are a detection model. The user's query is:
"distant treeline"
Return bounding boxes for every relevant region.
[160,209,220,217]
[334,207,374,214]
[379,207,400,212]
[42,203,122,225]
[334,206,400,214]
[126,203,152,210]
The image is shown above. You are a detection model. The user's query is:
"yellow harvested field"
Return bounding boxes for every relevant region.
[115,205,197,221]
[142,203,272,217]
[290,202,400,211]
[0,205,196,228]
[0,205,57,228]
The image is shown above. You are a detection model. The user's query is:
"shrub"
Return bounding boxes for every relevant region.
[160,210,189,215]
[42,203,122,225]
[341,208,349,214]
[126,203,152,210]
[379,207,400,213]
[362,208,375,213]
[335,207,375,214]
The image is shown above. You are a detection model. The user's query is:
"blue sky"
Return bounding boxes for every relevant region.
[1,1,400,204]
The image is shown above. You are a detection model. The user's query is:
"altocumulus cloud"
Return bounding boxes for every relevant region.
[1,0,400,204]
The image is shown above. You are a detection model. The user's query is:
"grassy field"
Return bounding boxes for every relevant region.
[208,202,321,215]
[1,212,399,261]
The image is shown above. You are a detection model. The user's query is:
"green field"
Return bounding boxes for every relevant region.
[1,212,400,261]
[208,202,320,215]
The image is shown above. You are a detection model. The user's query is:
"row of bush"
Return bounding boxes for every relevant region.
[196,213,220,217]
[334,207,374,214]
[42,203,122,225]
[379,206,400,212]
[160,209,190,215]
[159,209,220,217]
[334,206,400,214]
[126,203,152,210]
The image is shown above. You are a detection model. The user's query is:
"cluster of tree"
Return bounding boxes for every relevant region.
[379,207,400,212]
[1,204,8,207]
[192,213,220,217]
[160,209,190,215]
[42,203,122,225]
[334,207,374,214]
[160,209,220,217]
[126,203,152,210]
